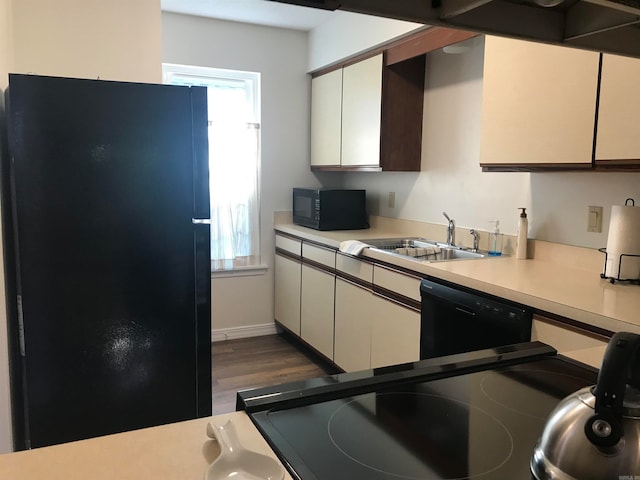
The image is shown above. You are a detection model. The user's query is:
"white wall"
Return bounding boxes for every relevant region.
[308,11,421,72]
[0,0,13,455]
[530,172,640,248]
[0,0,13,89]
[162,13,322,332]
[12,0,162,83]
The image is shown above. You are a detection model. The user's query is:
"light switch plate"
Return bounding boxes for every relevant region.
[388,192,395,209]
[587,205,603,233]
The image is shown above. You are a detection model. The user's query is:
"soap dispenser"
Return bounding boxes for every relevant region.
[488,220,503,256]
[516,208,528,259]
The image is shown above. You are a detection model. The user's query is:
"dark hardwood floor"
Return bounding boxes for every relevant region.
[211,333,337,414]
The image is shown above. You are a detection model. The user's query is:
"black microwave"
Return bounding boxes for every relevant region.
[292,188,369,231]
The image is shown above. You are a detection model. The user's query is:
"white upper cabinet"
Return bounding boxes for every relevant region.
[310,54,383,169]
[341,54,383,167]
[309,50,425,172]
[480,35,600,169]
[310,69,343,167]
[595,53,640,165]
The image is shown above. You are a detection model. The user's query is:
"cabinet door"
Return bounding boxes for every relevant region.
[341,54,383,167]
[311,69,343,167]
[274,254,301,336]
[334,278,372,372]
[301,264,335,360]
[370,295,420,369]
[480,36,599,167]
[595,53,640,164]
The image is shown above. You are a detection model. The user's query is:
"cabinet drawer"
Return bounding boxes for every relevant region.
[302,242,336,268]
[373,265,422,302]
[275,234,302,256]
[336,253,373,283]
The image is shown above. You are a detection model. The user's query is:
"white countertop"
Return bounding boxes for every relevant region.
[275,222,640,335]
[0,412,293,480]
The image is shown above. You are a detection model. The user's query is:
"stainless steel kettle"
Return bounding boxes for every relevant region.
[531,332,640,480]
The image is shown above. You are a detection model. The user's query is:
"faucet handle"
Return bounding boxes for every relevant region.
[469,229,480,252]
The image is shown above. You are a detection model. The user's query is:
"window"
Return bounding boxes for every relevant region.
[163,63,261,272]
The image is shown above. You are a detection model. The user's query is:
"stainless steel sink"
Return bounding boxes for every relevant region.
[361,237,486,262]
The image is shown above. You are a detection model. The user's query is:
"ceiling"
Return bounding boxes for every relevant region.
[160,0,336,31]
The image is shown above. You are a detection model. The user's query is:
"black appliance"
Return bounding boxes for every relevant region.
[292,188,369,231]
[2,74,212,450]
[238,342,599,480]
[420,277,533,358]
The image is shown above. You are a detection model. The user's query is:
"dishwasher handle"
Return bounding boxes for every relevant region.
[455,306,476,317]
[420,278,529,321]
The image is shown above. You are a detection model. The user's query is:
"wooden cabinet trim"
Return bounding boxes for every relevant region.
[301,259,336,276]
[372,289,420,312]
[335,269,373,291]
[310,26,477,77]
[594,159,640,168]
[379,54,425,172]
[311,165,382,172]
[481,163,594,172]
[533,312,612,342]
[385,28,478,66]
[335,274,372,293]
[275,247,302,263]
[374,263,423,281]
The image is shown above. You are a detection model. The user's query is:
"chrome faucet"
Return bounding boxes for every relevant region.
[469,229,480,252]
[443,212,455,246]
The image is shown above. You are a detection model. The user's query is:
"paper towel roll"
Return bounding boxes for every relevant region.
[605,204,640,280]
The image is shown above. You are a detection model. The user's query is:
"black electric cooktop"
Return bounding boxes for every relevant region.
[239,343,598,480]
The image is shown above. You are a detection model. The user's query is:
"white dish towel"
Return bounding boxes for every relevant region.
[339,240,370,256]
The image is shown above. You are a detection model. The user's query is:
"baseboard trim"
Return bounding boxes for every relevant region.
[211,323,280,343]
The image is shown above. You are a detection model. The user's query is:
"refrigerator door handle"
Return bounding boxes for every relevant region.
[192,218,211,225]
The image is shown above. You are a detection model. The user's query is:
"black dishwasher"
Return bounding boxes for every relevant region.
[420,277,533,359]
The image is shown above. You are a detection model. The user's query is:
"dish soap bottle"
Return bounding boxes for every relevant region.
[488,220,503,256]
[516,208,528,259]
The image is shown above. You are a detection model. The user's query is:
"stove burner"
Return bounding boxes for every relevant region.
[480,369,592,420]
[327,392,514,480]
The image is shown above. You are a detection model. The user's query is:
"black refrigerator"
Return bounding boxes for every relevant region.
[2,74,212,450]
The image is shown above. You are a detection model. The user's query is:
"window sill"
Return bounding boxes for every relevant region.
[211,257,268,278]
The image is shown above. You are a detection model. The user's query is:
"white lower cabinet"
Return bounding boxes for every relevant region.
[301,264,335,360]
[276,235,420,372]
[274,254,301,335]
[370,294,420,369]
[334,277,421,372]
[334,278,373,372]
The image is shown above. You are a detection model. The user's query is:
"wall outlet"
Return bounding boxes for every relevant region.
[388,192,396,209]
[587,205,603,233]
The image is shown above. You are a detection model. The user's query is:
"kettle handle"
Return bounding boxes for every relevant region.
[585,331,640,447]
